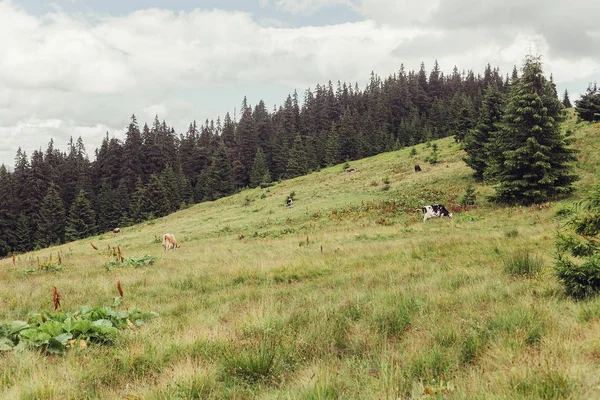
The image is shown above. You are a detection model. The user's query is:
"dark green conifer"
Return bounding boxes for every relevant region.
[65,189,96,241]
[38,185,66,247]
[286,135,308,178]
[464,85,504,180]
[250,147,271,188]
[488,56,578,204]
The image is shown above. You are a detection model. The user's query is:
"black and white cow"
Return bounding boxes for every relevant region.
[422,204,453,222]
[286,197,294,208]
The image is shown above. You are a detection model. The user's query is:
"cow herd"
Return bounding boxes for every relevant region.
[108,166,452,253]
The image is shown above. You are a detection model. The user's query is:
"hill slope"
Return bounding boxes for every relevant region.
[1,113,599,399]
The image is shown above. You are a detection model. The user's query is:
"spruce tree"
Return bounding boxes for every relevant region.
[139,174,171,219]
[96,180,119,232]
[0,165,15,255]
[65,189,96,241]
[325,122,341,166]
[575,83,600,122]
[205,144,234,200]
[448,93,475,142]
[286,135,308,178]
[250,147,271,188]
[488,56,578,204]
[464,85,504,180]
[562,89,572,108]
[38,185,66,247]
[160,165,181,212]
[13,214,31,253]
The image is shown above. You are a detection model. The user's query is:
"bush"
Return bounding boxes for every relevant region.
[555,186,600,298]
[504,250,543,277]
[460,185,478,206]
[555,255,600,299]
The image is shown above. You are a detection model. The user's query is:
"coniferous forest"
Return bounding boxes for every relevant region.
[0,59,574,256]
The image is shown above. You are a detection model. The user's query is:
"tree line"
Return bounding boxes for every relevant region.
[0,58,583,256]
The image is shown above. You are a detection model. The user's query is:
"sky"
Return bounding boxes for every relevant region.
[1,0,598,166]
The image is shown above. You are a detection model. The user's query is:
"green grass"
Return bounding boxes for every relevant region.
[0,114,599,398]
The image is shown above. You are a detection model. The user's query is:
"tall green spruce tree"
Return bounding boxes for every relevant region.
[205,143,234,200]
[13,214,31,253]
[575,83,600,122]
[562,89,572,108]
[463,85,504,180]
[0,165,15,255]
[487,55,578,205]
[140,174,171,219]
[325,122,341,166]
[286,135,309,178]
[65,189,96,241]
[249,147,271,188]
[38,185,66,246]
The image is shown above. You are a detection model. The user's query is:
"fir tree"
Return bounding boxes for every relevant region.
[160,165,181,212]
[448,93,475,142]
[0,165,15,255]
[65,189,96,241]
[464,84,504,180]
[139,174,171,219]
[38,185,66,247]
[562,89,572,108]
[96,180,119,232]
[488,56,578,204]
[575,83,600,122]
[13,214,31,253]
[286,135,308,178]
[250,147,271,188]
[205,144,234,200]
[325,122,341,166]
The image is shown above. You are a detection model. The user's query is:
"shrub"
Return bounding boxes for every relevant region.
[460,184,478,206]
[555,186,600,298]
[409,148,417,157]
[504,250,543,277]
[555,255,600,299]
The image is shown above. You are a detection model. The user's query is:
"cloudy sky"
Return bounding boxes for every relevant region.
[1,0,598,166]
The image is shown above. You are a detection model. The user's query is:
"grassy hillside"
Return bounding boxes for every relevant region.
[1,112,599,399]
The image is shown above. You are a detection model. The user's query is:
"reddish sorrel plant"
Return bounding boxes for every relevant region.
[52,286,62,312]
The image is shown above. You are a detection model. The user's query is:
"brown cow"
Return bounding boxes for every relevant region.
[113,228,121,234]
[162,234,180,251]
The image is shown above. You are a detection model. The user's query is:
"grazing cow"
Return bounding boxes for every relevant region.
[414,165,422,172]
[286,198,294,208]
[112,228,120,234]
[345,167,356,173]
[422,204,453,222]
[162,233,180,250]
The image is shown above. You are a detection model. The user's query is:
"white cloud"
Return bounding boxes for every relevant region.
[0,0,598,165]
[261,0,351,14]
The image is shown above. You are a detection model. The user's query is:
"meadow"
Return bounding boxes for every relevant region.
[1,113,599,399]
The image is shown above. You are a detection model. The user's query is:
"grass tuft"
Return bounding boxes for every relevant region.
[503,250,543,277]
